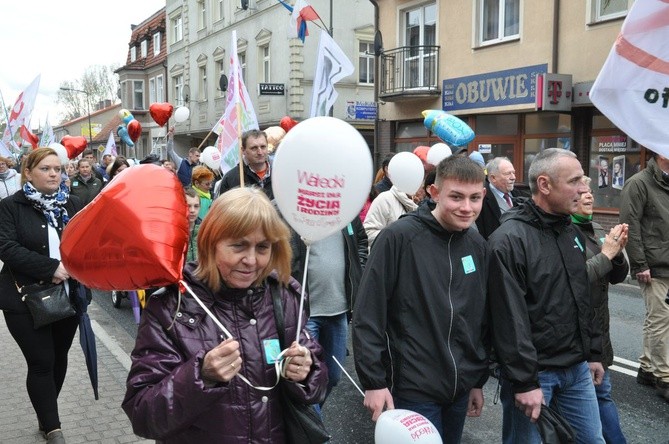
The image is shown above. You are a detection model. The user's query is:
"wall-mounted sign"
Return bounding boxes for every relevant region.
[258,83,285,95]
[536,73,573,112]
[442,64,547,111]
[346,101,377,120]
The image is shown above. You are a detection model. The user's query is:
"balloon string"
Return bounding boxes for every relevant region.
[332,355,364,397]
[179,279,285,391]
[296,242,311,344]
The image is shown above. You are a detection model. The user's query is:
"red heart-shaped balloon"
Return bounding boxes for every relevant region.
[149,102,174,127]
[280,116,298,133]
[61,165,188,290]
[61,135,88,159]
[127,119,142,142]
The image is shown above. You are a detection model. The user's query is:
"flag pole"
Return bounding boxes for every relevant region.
[197,128,215,150]
[236,102,244,187]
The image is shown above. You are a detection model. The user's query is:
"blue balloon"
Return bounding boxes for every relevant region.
[117,125,134,147]
[422,110,475,147]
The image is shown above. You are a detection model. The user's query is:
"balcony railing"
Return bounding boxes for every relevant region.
[379,45,440,100]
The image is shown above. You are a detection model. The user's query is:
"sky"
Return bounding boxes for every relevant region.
[0,0,165,129]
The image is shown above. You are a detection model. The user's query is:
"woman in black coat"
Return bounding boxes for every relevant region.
[0,148,83,444]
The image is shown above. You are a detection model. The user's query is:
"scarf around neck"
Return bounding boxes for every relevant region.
[23,181,70,228]
[194,186,211,200]
[570,213,593,224]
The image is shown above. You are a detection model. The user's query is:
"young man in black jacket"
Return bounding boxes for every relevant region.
[353,156,490,443]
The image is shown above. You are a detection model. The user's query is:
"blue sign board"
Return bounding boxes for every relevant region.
[347,101,377,120]
[442,64,547,111]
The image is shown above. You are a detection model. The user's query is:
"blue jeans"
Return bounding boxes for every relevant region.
[394,393,469,444]
[305,313,348,410]
[596,369,627,444]
[501,361,605,444]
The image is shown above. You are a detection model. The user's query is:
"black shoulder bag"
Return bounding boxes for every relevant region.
[270,283,330,444]
[17,280,75,329]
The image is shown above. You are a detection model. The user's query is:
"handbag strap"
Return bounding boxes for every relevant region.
[270,282,286,349]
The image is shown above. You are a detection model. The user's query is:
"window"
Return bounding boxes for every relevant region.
[216,58,225,97]
[403,3,437,89]
[156,75,164,101]
[153,33,161,55]
[359,41,374,84]
[215,0,224,22]
[198,0,207,29]
[132,80,144,110]
[479,0,520,45]
[130,46,137,62]
[149,78,156,104]
[591,0,630,22]
[261,46,270,83]
[199,66,208,101]
[141,40,148,58]
[174,74,184,105]
[172,15,183,43]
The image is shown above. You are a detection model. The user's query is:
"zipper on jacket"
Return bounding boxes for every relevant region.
[446,235,458,401]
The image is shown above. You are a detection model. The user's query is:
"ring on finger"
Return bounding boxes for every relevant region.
[613,236,619,241]
[230,363,236,369]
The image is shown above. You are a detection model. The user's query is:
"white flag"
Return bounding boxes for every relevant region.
[103,131,117,157]
[2,74,41,147]
[590,0,669,157]
[310,31,354,117]
[39,115,55,147]
[212,30,259,174]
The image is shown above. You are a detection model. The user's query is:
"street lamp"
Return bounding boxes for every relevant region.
[60,87,93,144]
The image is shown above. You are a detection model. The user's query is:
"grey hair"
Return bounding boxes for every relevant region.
[486,156,512,176]
[528,148,577,195]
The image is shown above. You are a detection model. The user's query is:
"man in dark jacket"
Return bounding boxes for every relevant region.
[619,152,669,401]
[290,217,367,412]
[476,156,518,239]
[353,156,490,442]
[218,129,273,199]
[488,148,605,443]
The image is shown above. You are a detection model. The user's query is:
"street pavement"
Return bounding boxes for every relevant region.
[2,283,668,443]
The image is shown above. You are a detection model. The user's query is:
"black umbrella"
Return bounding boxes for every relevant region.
[73,283,99,400]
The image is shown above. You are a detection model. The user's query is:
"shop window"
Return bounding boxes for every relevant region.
[476,114,518,135]
[589,134,641,209]
[525,113,571,135]
[395,121,438,153]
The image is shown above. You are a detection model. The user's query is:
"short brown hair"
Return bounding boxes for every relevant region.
[194,187,292,290]
[21,148,59,185]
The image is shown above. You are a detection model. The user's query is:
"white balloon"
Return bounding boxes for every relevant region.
[173,106,190,123]
[201,146,221,170]
[272,116,373,244]
[49,143,69,165]
[427,143,452,166]
[375,409,442,444]
[388,152,424,195]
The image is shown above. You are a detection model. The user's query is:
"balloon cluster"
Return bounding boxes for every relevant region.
[117,109,142,147]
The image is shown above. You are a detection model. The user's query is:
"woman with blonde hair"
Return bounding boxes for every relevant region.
[123,187,327,442]
[0,148,84,443]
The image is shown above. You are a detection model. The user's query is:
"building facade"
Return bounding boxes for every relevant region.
[372,0,642,218]
[116,7,169,160]
[164,0,375,156]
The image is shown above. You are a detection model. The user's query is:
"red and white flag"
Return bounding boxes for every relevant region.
[590,0,669,157]
[2,74,41,148]
[289,0,321,42]
[212,30,259,174]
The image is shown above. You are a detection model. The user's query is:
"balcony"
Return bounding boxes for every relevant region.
[379,45,440,101]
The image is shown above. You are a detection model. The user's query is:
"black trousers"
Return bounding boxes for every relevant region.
[3,311,78,433]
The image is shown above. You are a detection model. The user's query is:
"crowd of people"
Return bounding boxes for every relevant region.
[0,130,667,443]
